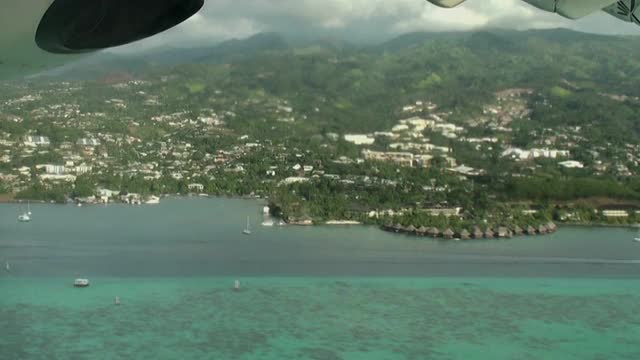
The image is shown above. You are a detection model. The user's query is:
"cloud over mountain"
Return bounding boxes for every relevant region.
[115,0,638,51]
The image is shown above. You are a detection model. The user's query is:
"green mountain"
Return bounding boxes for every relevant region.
[43,32,290,79]
[35,29,640,142]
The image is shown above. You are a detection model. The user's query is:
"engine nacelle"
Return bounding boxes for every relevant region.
[426,0,468,8]
[0,0,204,79]
[523,0,619,19]
[603,0,640,25]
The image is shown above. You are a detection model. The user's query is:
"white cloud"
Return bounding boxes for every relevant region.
[113,0,639,51]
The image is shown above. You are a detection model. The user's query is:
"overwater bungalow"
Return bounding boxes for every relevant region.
[526,225,536,235]
[537,224,548,234]
[460,229,471,240]
[472,227,484,239]
[497,227,512,238]
[546,222,557,233]
[443,228,455,239]
[428,227,440,238]
[416,226,429,236]
[406,225,417,234]
[393,223,403,233]
[484,228,496,239]
[512,225,524,236]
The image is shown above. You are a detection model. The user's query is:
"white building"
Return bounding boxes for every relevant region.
[36,164,65,175]
[602,210,629,217]
[391,124,410,132]
[75,164,92,175]
[344,134,375,145]
[502,147,570,161]
[559,160,584,169]
[39,174,76,182]
[76,138,101,147]
[188,183,204,192]
[280,177,310,185]
[24,136,50,147]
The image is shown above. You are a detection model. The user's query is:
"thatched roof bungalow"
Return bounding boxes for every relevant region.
[443,228,455,239]
[497,227,512,238]
[484,228,495,239]
[546,222,557,233]
[526,225,536,235]
[512,225,523,236]
[537,224,548,234]
[428,227,440,238]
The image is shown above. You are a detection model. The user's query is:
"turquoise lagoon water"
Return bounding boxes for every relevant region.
[1,198,640,359]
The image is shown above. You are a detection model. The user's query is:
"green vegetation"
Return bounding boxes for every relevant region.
[2,29,640,231]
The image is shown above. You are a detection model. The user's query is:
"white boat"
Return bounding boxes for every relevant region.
[5,261,9,272]
[234,280,241,290]
[18,201,31,222]
[242,216,252,235]
[145,196,160,205]
[74,278,90,287]
[634,227,640,242]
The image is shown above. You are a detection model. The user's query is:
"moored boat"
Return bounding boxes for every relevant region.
[74,278,90,287]
[145,196,160,205]
[242,216,252,235]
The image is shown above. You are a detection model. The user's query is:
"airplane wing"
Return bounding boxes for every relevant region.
[428,0,640,24]
[0,0,203,79]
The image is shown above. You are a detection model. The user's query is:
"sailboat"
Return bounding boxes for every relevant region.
[634,227,640,243]
[242,216,251,235]
[5,261,10,272]
[17,201,30,222]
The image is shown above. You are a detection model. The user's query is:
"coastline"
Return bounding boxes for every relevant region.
[559,223,640,229]
[4,195,640,232]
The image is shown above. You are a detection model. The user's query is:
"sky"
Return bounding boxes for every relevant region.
[116,0,639,51]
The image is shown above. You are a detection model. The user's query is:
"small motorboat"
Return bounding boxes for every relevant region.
[74,279,90,287]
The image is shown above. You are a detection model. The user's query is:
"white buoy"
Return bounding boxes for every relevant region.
[234,280,240,290]
[115,296,121,305]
